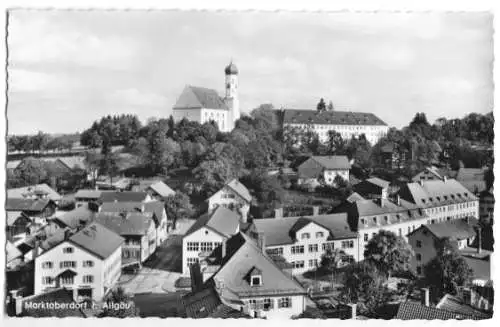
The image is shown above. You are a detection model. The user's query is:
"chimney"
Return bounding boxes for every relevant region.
[72,288,79,302]
[189,262,204,293]
[10,290,23,316]
[141,204,145,213]
[397,195,401,206]
[312,206,320,216]
[257,233,266,253]
[349,303,357,320]
[274,208,283,219]
[64,229,72,240]
[476,227,482,254]
[239,206,249,224]
[420,288,430,307]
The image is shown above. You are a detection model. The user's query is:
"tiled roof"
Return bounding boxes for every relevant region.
[55,206,95,229]
[95,212,153,236]
[148,181,176,197]
[346,192,365,202]
[253,213,356,247]
[209,233,306,298]
[398,179,478,208]
[456,168,486,181]
[436,294,492,319]
[99,191,149,203]
[6,160,21,169]
[74,189,102,199]
[366,177,390,189]
[99,201,166,226]
[56,156,86,170]
[311,156,351,170]
[395,301,485,320]
[226,179,252,203]
[463,256,491,282]
[181,286,251,318]
[282,109,387,126]
[5,198,52,212]
[185,206,241,238]
[7,184,61,201]
[423,219,478,240]
[6,211,30,226]
[69,222,124,259]
[173,85,228,110]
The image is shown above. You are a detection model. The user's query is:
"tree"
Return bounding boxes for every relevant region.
[316,98,326,112]
[423,238,474,303]
[99,287,138,318]
[327,101,334,111]
[241,172,285,217]
[164,192,194,229]
[325,131,346,155]
[320,247,345,271]
[363,230,414,278]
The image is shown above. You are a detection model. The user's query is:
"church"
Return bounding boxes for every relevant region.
[172,61,240,132]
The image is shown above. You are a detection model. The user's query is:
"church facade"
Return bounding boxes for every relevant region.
[172,62,240,133]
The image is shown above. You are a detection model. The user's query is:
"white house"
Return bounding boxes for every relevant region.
[297,156,350,188]
[34,222,123,301]
[182,206,242,275]
[172,61,240,133]
[251,213,359,274]
[207,179,252,222]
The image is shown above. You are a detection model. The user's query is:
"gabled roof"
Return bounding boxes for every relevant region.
[7,241,23,263]
[56,157,86,170]
[395,301,485,320]
[253,213,356,247]
[6,160,21,169]
[98,191,149,203]
[208,233,306,298]
[421,219,478,240]
[95,212,153,236]
[173,85,228,110]
[310,156,351,170]
[456,168,486,181]
[185,206,241,238]
[55,206,95,229]
[148,181,176,197]
[225,179,252,203]
[6,211,30,226]
[5,198,53,212]
[99,201,166,226]
[69,222,124,259]
[74,189,102,199]
[436,294,492,319]
[7,184,61,201]
[463,256,491,282]
[282,109,387,126]
[366,177,390,189]
[346,192,365,203]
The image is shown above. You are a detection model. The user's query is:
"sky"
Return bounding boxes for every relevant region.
[7,10,494,135]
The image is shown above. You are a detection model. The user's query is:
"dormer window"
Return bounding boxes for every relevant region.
[251,275,262,286]
[360,218,366,225]
[301,233,310,240]
[248,266,263,287]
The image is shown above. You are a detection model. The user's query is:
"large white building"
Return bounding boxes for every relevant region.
[279,109,389,146]
[34,222,123,301]
[172,61,240,132]
[250,213,359,275]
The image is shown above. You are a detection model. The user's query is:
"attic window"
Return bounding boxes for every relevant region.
[429,197,433,202]
[436,196,441,201]
[384,216,389,222]
[372,217,377,224]
[444,196,448,200]
[422,199,426,204]
[457,193,462,198]
[451,195,455,199]
[360,218,366,225]
[250,275,262,286]
[464,192,468,197]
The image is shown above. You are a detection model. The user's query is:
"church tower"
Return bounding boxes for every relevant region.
[224,61,240,129]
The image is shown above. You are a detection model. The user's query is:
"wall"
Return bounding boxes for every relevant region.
[408,229,438,276]
[182,226,225,275]
[172,108,202,124]
[102,246,122,296]
[422,200,479,224]
[208,186,249,213]
[201,108,229,132]
[242,295,305,319]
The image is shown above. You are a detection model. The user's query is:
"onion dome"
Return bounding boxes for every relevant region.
[224,61,238,75]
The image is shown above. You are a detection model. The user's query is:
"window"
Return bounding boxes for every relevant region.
[42,277,53,285]
[416,266,422,275]
[364,234,368,242]
[83,260,94,268]
[308,244,318,253]
[187,258,199,266]
[398,228,402,236]
[342,240,354,249]
[61,276,74,285]
[63,247,74,254]
[42,261,53,269]
[291,245,304,254]
[316,232,324,238]
[416,253,422,261]
[200,242,213,252]
[309,259,318,267]
[266,247,283,256]
[301,233,310,240]
[82,275,94,283]
[263,298,274,311]
[292,261,305,269]
[60,261,76,269]
[250,276,262,286]
[187,242,199,251]
[278,297,292,308]
[416,240,422,248]
[322,242,333,251]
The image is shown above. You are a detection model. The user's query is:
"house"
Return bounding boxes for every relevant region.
[33,222,123,301]
[54,156,97,181]
[412,166,451,182]
[74,189,103,208]
[182,206,242,275]
[52,206,96,230]
[95,212,157,268]
[6,211,33,242]
[479,188,494,225]
[297,156,350,188]
[455,167,488,195]
[207,179,252,222]
[407,218,479,275]
[250,212,359,274]
[380,143,408,169]
[204,232,308,319]
[333,190,428,261]
[397,178,479,224]
[7,184,61,203]
[98,191,152,204]
[99,200,169,244]
[279,108,388,146]
[352,177,390,199]
[6,198,57,220]
[130,180,176,199]
[172,61,240,133]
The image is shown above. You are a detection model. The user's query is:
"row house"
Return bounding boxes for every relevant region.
[279,109,389,146]
[297,156,351,189]
[182,206,242,276]
[207,179,252,223]
[95,212,156,268]
[34,222,123,301]
[250,213,359,275]
[205,232,308,319]
[397,178,479,224]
